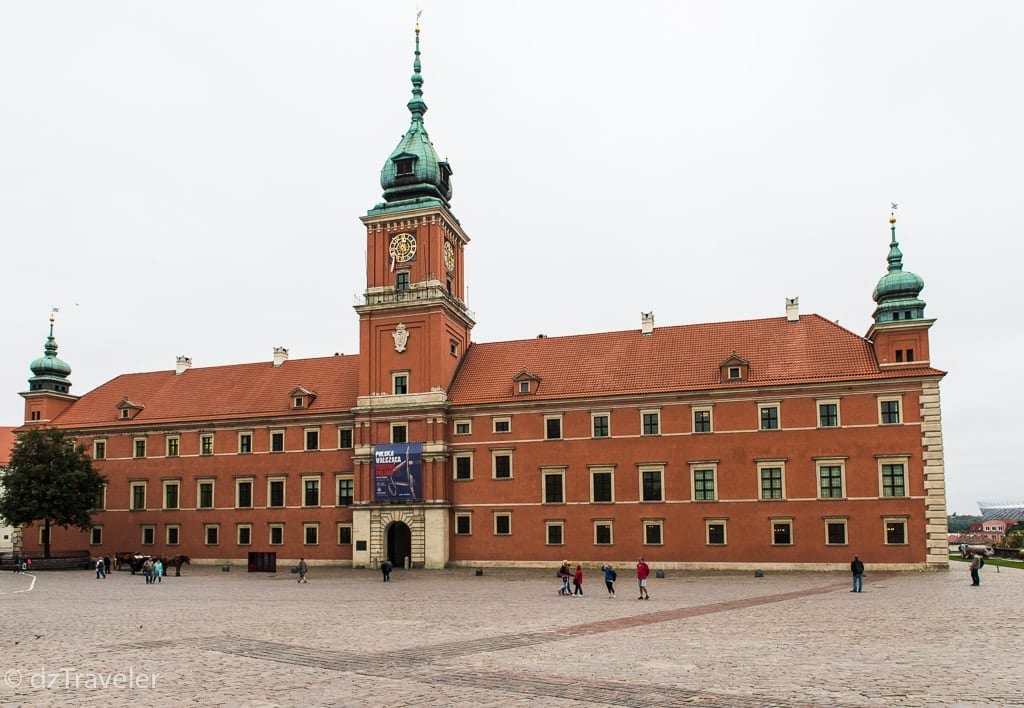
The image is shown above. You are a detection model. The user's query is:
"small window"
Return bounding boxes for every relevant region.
[453,454,473,480]
[121,408,131,419]
[543,470,564,504]
[338,428,353,449]
[880,398,902,425]
[134,438,147,458]
[772,520,793,545]
[693,408,712,433]
[163,482,180,510]
[454,420,471,435]
[269,525,284,545]
[294,396,305,409]
[728,366,741,379]
[644,521,663,545]
[493,417,511,434]
[759,465,784,500]
[337,476,354,505]
[391,424,407,444]
[455,514,472,535]
[759,404,779,430]
[519,381,530,394]
[594,522,613,545]
[205,525,219,545]
[641,468,663,502]
[268,479,285,508]
[304,524,319,545]
[198,481,214,509]
[706,520,727,545]
[167,525,180,546]
[692,468,716,501]
[395,157,415,175]
[142,525,155,545]
[130,482,146,511]
[546,521,564,545]
[393,373,409,395]
[825,520,848,545]
[93,440,106,460]
[450,339,458,356]
[885,518,908,545]
[494,513,511,535]
[271,430,285,452]
[90,527,103,545]
[818,464,844,499]
[396,271,410,291]
[881,462,907,497]
[544,416,562,440]
[239,433,253,454]
[200,434,214,456]
[818,401,839,428]
[238,525,252,546]
[337,524,352,545]
[592,413,610,438]
[166,436,180,457]
[303,478,320,507]
[493,452,512,479]
[305,429,320,451]
[591,468,614,503]
[236,480,253,509]
[641,410,660,436]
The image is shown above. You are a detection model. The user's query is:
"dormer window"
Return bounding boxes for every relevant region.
[116,395,144,421]
[294,396,304,409]
[728,367,741,379]
[289,386,317,410]
[395,157,416,176]
[512,367,541,396]
[718,352,750,383]
[121,409,130,419]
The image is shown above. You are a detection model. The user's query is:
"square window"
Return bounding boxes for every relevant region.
[239,433,252,454]
[130,483,146,511]
[454,455,472,480]
[728,366,741,379]
[391,424,407,444]
[592,414,610,438]
[693,409,712,433]
[543,471,564,504]
[546,522,564,545]
[454,420,471,435]
[493,453,512,479]
[772,520,793,545]
[166,436,180,457]
[337,525,352,545]
[198,481,214,509]
[200,434,214,456]
[818,465,844,499]
[641,469,663,502]
[337,477,353,505]
[269,525,284,545]
[545,416,562,440]
[759,405,779,430]
[706,521,726,545]
[493,418,511,434]
[885,519,907,545]
[271,430,285,452]
[134,438,147,458]
[305,429,320,451]
[455,514,472,535]
[142,526,155,545]
[494,513,511,535]
[205,525,219,545]
[163,482,180,510]
[304,479,320,507]
[882,463,906,497]
[93,440,106,460]
[826,521,847,545]
[90,527,103,545]
[236,480,253,509]
[818,402,839,428]
[692,468,715,501]
[592,470,613,503]
[880,399,901,425]
[167,525,180,545]
[595,522,613,545]
[644,522,663,545]
[268,479,285,508]
[304,525,319,545]
[641,411,660,436]
[338,428,353,449]
[238,525,252,545]
[759,466,784,500]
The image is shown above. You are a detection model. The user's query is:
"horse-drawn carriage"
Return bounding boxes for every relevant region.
[114,551,190,576]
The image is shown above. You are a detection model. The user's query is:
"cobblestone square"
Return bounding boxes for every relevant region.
[1,562,1021,706]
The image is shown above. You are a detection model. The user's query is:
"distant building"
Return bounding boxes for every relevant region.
[13,25,949,570]
[978,501,1024,521]
[968,519,1017,545]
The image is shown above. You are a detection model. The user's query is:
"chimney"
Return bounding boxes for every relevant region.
[273,346,289,367]
[786,297,799,323]
[641,311,655,336]
[175,356,192,375]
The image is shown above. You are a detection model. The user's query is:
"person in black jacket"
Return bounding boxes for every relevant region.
[850,555,865,593]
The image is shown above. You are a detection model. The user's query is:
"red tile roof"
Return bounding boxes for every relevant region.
[52,355,360,429]
[448,315,944,404]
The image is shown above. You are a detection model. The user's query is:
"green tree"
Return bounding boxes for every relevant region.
[0,428,106,559]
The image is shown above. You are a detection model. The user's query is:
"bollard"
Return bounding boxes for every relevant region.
[754,569,764,578]
[475,568,483,576]
[222,565,230,572]
[655,569,665,579]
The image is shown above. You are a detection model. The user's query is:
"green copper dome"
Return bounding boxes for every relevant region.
[872,215,926,323]
[370,25,453,216]
[28,317,73,394]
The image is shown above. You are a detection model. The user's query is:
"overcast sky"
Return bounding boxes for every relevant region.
[2,2,1021,515]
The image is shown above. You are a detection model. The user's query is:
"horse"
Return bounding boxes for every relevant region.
[160,554,191,577]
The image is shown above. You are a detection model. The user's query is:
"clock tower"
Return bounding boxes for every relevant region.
[350,23,474,568]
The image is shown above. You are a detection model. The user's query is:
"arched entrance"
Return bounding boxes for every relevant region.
[386,521,412,569]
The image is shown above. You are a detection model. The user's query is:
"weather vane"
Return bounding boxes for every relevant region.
[890,202,899,211]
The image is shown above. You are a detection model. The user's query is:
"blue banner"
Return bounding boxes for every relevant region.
[374,443,423,501]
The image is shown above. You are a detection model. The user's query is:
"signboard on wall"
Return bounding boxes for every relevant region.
[374,443,423,501]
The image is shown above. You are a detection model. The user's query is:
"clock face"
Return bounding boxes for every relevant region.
[443,241,455,271]
[389,232,417,263]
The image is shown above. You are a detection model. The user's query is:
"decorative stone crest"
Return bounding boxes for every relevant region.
[393,323,409,352]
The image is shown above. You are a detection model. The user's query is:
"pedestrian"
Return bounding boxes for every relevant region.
[12,554,20,574]
[103,555,112,575]
[558,560,572,596]
[380,558,393,582]
[850,555,864,592]
[601,564,617,597]
[154,559,164,583]
[24,557,32,574]
[573,565,584,596]
[297,558,309,583]
[142,558,154,584]
[636,557,651,600]
[95,557,106,579]
[969,553,983,586]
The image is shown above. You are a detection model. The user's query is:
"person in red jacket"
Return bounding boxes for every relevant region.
[636,557,650,600]
[572,565,584,597]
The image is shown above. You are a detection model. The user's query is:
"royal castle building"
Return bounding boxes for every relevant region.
[15,26,948,570]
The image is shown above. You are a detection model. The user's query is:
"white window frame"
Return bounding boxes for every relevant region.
[90,526,103,545]
[453,452,473,480]
[267,477,286,508]
[93,439,107,460]
[237,524,253,546]
[141,525,155,546]
[878,395,903,425]
[643,519,664,546]
[270,429,286,453]
[204,524,219,546]
[544,414,563,440]
[269,524,284,546]
[166,524,181,546]
[162,480,180,510]
[758,401,781,431]
[816,459,846,499]
[166,435,180,457]
[235,477,255,509]
[545,520,565,545]
[200,433,214,456]
[590,466,615,503]
[337,427,353,449]
[196,479,215,509]
[771,518,794,546]
[133,437,147,458]
[492,449,513,479]
[639,465,665,502]
[542,467,566,504]
[238,431,253,454]
[130,481,147,511]
[94,484,107,511]
[884,517,909,545]
[390,422,408,444]
[878,455,910,498]
[690,463,717,502]
[303,523,319,546]
[335,474,354,506]
[640,408,661,436]
[594,520,614,545]
[337,524,352,545]
[817,398,841,428]
[302,475,321,508]
[492,416,511,434]
[304,427,320,451]
[757,461,786,500]
[392,371,409,395]
[493,512,512,536]
[591,411,611,438]
[454,419,472,435]
[706,518,728,545]
[692,405,713,433]
[455,513,472,536]
[824,518,848,546]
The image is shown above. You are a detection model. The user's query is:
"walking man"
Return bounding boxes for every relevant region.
[969,553,982,586]
[850,555,864,593]
[636,557,651,600]
[297,558,309,583]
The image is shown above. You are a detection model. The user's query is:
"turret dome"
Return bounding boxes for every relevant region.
[871,214,926,323]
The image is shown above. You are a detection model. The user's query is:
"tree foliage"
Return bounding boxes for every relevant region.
[0,428,106,558]
[946,514,982,534]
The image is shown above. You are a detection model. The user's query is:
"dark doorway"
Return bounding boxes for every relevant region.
[387,522,412,568]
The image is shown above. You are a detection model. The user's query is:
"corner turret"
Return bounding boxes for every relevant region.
[21,314,78,424]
